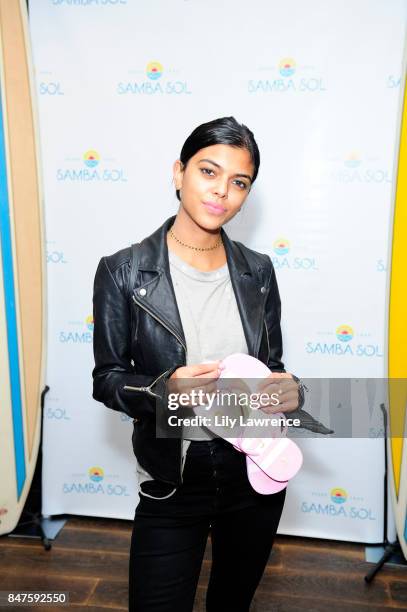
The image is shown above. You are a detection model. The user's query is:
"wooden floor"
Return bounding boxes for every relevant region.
[0,515,406,611]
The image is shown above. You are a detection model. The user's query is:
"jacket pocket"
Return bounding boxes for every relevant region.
[139,480,178,500]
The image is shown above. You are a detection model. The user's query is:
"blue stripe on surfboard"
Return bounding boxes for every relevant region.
[0,82,26,498]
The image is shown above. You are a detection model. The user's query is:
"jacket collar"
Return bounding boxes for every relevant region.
[134,215,266,359]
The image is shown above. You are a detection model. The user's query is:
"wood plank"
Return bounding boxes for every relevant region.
[196,564,390,605]
[88,580,128,609]
[270,542,384,573]
[256,568,390,606]
[250,592,403,612]
[62,516,133,533]
[194,584,402,612]
[0,547,128,580]
[389,579,407,605]
[2,532,131,554]
[50,528,131,554]
[275,534,371,554]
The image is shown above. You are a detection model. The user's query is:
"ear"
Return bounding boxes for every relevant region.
[173,159,184,190]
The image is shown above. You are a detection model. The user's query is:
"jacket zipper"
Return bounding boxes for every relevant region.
[123,367,170,398]
[264,318,270,365]
[131,293,187,354]
[127,292,188,484]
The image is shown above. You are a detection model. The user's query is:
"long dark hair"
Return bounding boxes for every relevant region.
[176,116,260,201]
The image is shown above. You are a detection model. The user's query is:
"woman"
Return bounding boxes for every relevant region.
[92,117,303,612]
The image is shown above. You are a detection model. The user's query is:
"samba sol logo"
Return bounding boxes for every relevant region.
[273,238,290,255]
[84,150,99,168]
[301,487,376,520]
[46,239,68,264]
[63,466,130,496]
[146,61,163,80]
[117,60,192,95]
[326,151,392,185]
[279,58,296,77]
[330,487,347,504]
[271,237,318,271]
[386,74,401,88]
[56,150,127,182]
[59,315,93,344]
[248,56,326,94]
[86,315,94,332]
[39,71,65,96]
[336,325,353,342]
[89,466,104,482]
[305,325,383,357]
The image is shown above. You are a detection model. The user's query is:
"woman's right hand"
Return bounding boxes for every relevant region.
[168,361,222,404]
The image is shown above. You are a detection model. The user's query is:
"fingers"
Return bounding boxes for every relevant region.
[191,380,218,398]
[257,372,297,391]
[256,373,299,413]
[169,379,219,409]
[189,361,222,377]
[256,373,294,394]
[259,387,299,413]
[194,369,220,379]
[181,362,222,393]
[168,362,221,399]
[169,361,220,382]
[188,379,218,394]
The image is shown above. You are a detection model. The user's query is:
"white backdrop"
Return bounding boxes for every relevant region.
[28,0,407,542]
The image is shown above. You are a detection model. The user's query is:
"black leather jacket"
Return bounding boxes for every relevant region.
[92,214,288,487]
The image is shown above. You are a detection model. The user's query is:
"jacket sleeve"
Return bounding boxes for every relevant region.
[264,256,285,372]
[92,256,179,419]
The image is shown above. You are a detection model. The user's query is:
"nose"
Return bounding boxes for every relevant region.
[213,177,228,199]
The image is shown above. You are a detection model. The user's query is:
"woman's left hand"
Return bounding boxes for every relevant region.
[255,372,300,414]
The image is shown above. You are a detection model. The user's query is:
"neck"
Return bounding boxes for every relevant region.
[170,206,222,250]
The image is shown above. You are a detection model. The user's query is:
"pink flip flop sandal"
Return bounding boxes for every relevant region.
[245,456,288,494]
[218,354,303,494]
[219,352,271,384]
[234,435,302,480]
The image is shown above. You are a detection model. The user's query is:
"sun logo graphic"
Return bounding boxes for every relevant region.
[83,150,100,168]
[89,467,104,482]
[279,58,296,77]
[146,61,163,80]
[273,238,290,255]
[86,315,94,331]
[344,151,361,168]
[336,325,354,342]
[330,487,347,504]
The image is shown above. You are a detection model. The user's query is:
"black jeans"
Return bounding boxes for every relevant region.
[129,437,286,612]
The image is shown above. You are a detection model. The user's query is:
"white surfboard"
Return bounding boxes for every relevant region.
[0,0,47,535]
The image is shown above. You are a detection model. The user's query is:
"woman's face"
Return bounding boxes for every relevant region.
[173,143,254,229]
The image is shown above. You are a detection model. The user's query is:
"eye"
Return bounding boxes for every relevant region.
[233,179,248,190]
[200,167,215,176]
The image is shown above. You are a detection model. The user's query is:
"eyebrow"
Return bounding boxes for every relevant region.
[198,158,253,182]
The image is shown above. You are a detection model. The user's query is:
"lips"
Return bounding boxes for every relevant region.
[202,201,227,215]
